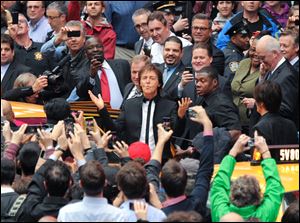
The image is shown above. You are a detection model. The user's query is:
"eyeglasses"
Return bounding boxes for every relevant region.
[192,26,210,32]
[134,23,148,30]
[47,15,61,20]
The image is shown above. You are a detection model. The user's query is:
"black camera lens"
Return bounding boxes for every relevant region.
[246,138,255,148]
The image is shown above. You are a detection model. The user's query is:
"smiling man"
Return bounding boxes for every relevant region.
[148,11,191,64]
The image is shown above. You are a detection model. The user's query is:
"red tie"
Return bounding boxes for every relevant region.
[100,68,110,103]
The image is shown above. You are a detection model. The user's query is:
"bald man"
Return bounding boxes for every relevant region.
[254,35,298,129]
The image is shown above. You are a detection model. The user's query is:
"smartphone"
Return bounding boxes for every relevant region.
[25,125,39,134]
[12,12,19,25]
[184,66,193,73]
[129,202,134,211]
[84,117,95,134]
[67,30,81,38]
[162,117,171,131]
[64,118,74,137]
[187,108,197,119]
[93,53,104,63]
[108,131,118,149]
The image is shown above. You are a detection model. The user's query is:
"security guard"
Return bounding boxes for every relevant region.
[223,20,250,83]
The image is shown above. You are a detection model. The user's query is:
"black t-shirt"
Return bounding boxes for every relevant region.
[244,15,264,34]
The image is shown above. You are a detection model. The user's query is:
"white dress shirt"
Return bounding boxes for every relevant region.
[99,61,123,109]
[151,32,192,64]
[290,56,299,66]
[139,100,156,153]
[29,16,52,43]
[57,196,129,222]
[1,63,10,82]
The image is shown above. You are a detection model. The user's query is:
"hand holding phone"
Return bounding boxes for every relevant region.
[84,117,95,134]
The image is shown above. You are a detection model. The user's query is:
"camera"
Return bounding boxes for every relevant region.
[246,138,255,148]
[67,30,81,38]
[143,46,151,57]
[184,66,193,73]
[187,108,197,119]
[162,117,171,131]
[93,52,104,64]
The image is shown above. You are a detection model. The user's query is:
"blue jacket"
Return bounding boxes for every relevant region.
[216,10,281,50]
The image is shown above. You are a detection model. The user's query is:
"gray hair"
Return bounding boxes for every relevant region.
[132,8,151,20]
[47,1,68,17]
[257,35,281,53]
[13,72,37,88]
[65,20,86,36]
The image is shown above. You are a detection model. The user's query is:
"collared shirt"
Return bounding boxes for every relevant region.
[139,100,156,153]
[98,60,123,109]
[29,16,52,43]
[151,32,192,64]
[1,186,15,194]
[270,57,286,76]
[120,199,166,222]
[163,65,177,86]
[127,85,142,100]
[1,63,10,81]
[290,56,299,66]
[57,196,129,222]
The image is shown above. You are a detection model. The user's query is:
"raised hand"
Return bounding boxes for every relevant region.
[11,124,28,145]
[113,141,129,158]
[178,97,192,118]
[157,123,173,144]
[88,90,105,110]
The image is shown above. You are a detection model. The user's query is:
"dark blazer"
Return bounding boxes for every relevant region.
[292,59,299,73]
[268,60,298,125]
[181,40,225,75]
[98,95,182,160]
[253,113,298,145]
[76,59,131,100]
[123,82,135,101]
[1,59,32,94]
[155,62,185,100]
[134,39,144,55]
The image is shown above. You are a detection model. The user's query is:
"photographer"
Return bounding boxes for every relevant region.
[2,72,47,104]
[210,132,285,222]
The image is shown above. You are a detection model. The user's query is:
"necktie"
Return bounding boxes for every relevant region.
[145,100,153,145]
[100,67,110,103]
[163,67,171,85]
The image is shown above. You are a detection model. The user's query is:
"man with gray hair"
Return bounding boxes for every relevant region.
[253,35,298,129]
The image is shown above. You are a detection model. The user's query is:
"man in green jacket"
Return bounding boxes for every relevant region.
[210,131,284,222]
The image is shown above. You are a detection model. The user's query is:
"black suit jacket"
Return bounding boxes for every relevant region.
[76,59,131,101]
[134,39,144,55]
[292,59,299,73]
[181,40,225,75]
[155,62,185,100]
[253,113,297,145]
[1,59,32,94]
[98,95,182,160]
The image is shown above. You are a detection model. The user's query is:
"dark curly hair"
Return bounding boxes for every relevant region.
[230,175,261,207]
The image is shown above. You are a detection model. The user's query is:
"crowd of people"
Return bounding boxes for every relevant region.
[1,1,299,222]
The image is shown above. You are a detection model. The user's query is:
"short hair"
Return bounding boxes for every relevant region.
[131,54,151,66]
[1,99,14,122]
[164,36,183,50]
[1,158,16,185]
[65,20,86,36]
[288,5,299,17]
[139,64,163,91]
[148,11,168,26]
[192,13,212,28]
[163,211,203,222]
[26,1,46,8]
[1,33,14,51]
[257,35,281,53]
[197,66,219,80]
[230,175,261,207]
[45,160,71,197]
[161,160,187,197]
[13,73,37,88]
[281,201,299,222]
[280,30,299,47]
[47,1,68,17]
[132,8,151,20]
[43,98,71,123]
[17,142,40,176]
[116,161,148,199]
[79,160,106,196]
[254,80,282,113]
[193,42,213,57]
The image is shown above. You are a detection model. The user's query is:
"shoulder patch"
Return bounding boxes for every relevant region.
[34,52,43,61]
[229,61,239,72]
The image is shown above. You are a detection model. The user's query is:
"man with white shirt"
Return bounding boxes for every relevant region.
[132,8,153,56]
[26,1,52,43]
[279,30,299,72]
[148,11,192,64]
[1,34,31,94]
[254,35,298,128]
[76,36,131,109]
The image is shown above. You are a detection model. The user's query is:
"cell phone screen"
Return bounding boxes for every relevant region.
[85,117,95,134]
[12,12,19,25]
[129,203,134,211]
[67,30,81,38]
